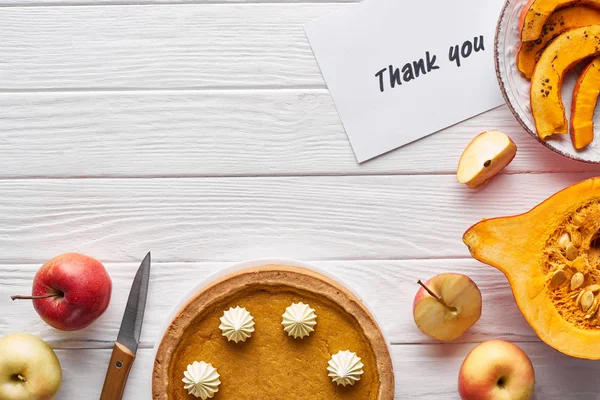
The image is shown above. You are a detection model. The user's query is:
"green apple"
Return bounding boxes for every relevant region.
[0,333,62,400]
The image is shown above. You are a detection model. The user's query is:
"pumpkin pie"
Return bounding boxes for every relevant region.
[152,265,394,399]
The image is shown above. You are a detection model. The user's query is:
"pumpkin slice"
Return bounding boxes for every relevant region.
[531,25,600,140]
[517,6,600,79]
[463,177,600,359]
[571,57,600,149]
[520,0,600,41]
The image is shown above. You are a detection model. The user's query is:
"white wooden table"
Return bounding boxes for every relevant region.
[2,1,600,399]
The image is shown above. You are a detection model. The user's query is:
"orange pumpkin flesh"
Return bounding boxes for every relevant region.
[517,6,600,79]
[464,177,600,359]
[520,0,600,41]
[531,25,600,140]
[571,57,600,149]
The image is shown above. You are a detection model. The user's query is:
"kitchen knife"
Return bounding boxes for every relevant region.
[100,252,151,400]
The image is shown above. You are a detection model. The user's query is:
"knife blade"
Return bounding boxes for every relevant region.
[100,252,151,400]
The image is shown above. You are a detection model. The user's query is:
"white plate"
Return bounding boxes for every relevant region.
[150,258,392,393]
[495,0,600,163]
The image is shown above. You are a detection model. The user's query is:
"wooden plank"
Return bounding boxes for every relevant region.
[0,259,537,347]
[0,91,593,177]
[395,342,600,399]
[50,342,600,399]
[0,173,595,263]
[0,4,341,90]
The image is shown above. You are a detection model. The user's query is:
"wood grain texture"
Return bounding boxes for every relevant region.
[52,342,600,399]
[0,4,342,90]
[1,0,597,398]
[0,173,596,264]
[0,92,596,177]
[0,259,537,347]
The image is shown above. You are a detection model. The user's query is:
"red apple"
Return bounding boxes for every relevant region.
[413,273,482,341]
[12,253,112,331]
[458,340,535,400]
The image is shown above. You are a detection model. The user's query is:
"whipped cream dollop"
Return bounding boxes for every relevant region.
[327,350,364,387]
[281,302,317,339]
[219,306,255,343]
[182,361,221,399]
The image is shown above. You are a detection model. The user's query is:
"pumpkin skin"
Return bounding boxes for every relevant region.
[520,0,600,41]
[517,6,600,79]
[530,25,600,140]
[463,177,600,359]
[571,57,600,149]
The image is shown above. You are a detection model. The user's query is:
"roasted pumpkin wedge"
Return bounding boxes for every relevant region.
[464,177,600,359]
[517,6,600,79]
[531,25,600,140]
[571,57,600,149]
[520,0,600,41]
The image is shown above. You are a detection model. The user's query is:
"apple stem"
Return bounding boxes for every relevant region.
[17,374,26,383]
[10,294,62,301]
[417,280,454,311]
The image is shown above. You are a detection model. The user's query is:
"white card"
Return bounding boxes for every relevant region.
[305,0,506,162]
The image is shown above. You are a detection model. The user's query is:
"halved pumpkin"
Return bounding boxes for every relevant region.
[531,25,600,140]
[520,0,600,41]
[463,177,600,359]
[517,6,600,79]
[571,57,600,149]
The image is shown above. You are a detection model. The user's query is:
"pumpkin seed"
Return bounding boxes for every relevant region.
[558,232,571,249]
[576,289,585,305]
[586,284,600,294]
[572,212,586,226]
[585,299,599,319]
[549,270,566,289]
[581,290,595,312]
[566,243,579,261]
[572,230,583,248]
[571,272,585,291]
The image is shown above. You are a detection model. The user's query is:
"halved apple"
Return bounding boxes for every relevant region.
[517,6,600,79]
[571,57,600,150]
[520,0,600,41]
[531,25,600,140]
[457,131,517,189]
[413,273,482,341]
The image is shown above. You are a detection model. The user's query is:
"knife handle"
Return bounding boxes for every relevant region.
[100,342,136,400]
